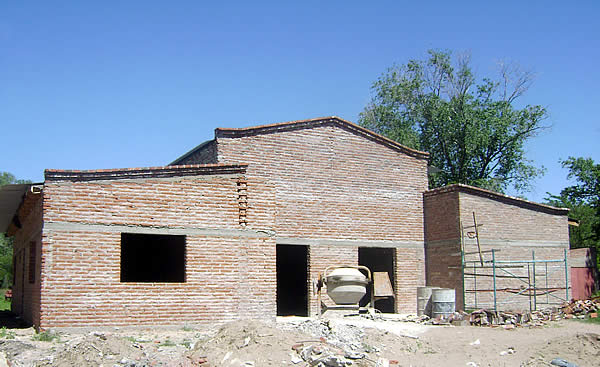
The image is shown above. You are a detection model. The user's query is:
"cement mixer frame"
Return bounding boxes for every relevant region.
[315,265,375,316]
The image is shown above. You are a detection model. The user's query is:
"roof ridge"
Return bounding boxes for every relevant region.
[215,116,429,159]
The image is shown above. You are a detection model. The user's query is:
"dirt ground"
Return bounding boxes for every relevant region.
[0,314,598,367]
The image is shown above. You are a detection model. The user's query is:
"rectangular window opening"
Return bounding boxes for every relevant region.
[120,233,186,283]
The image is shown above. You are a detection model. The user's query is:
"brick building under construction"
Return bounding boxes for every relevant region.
[0,117,571,328]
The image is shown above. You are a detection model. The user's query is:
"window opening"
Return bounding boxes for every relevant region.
[120,233,186,283]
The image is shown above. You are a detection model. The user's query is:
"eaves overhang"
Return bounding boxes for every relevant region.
[0,184,33,233]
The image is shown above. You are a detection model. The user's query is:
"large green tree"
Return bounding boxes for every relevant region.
[359,50,548,193]
[546,157,600,253]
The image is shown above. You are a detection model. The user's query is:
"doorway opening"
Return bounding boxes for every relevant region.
[359,247,395,313]
[276,245,309,316]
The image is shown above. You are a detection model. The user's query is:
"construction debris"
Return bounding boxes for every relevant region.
[561,298,600,318]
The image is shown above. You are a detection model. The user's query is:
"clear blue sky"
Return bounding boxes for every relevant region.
[1,1,598,203]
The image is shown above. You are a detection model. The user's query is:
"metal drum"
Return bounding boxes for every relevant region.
[431,288,455,318]
[417,286,440,316]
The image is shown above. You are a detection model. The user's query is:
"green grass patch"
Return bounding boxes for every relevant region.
[568,315,600,324]
[581,316,600,324]
[0,327,15,339]
[159,338,177,347]
[32,331,60,342]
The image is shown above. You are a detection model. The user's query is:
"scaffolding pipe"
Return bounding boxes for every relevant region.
[494,259,566,264]
[473,262,478,308]
[532,250,537,311]
[564,248,569,301]
[545,262,549,305]
[492,249,497,311]
[527,262,532,312]
[461,224,466,312]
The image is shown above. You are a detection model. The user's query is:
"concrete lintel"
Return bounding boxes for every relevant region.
[44,221,273,239]
[275,237,424,249]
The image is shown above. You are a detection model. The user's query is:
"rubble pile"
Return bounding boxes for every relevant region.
[282,319,379,366]
[291,342,366,367]
[467,308,559,327]
[561,298,600,319]
[432,298,600,328]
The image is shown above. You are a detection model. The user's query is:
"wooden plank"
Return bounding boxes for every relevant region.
[373,272,394,297]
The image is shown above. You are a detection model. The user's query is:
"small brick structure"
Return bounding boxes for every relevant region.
[2,116,571,328]
[424,184,570,312]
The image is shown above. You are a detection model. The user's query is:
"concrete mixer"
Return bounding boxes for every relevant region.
[315,265,374,315]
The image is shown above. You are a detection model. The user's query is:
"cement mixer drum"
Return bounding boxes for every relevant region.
[325,267,369,305]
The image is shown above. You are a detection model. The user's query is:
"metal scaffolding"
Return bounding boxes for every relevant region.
[461,213,570,312]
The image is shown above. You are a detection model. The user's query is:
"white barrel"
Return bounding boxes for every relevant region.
[417,286,440,316]
[431,288,455,318]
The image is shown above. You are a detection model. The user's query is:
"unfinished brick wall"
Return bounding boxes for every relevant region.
[216,122,428,242]
[40,232,275,327]
[17,164,278,328]
[175,118,430,314]
[10,191,43,326]
[423,189,461,310]
[176,140,218,165]
[424,185,570,312]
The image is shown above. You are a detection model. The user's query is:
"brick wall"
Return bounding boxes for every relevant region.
[216,123,428,242]
[40,232,275,327]
[10,190,43,326]
[30,165,277,328]
[176,140,218,165]
[423,189,461,307]
[192,118,430,314]
[458,191,569,242]
[424,185,570,312]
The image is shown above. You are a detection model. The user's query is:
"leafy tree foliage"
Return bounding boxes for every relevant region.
[0,172,29,186]
[546,157,600,253]
[0,171,31,287]
[359,50,547,193]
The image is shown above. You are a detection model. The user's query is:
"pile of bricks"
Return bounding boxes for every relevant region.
[446,297,600,327]
[467,308,560,327]
[561,298,600,319]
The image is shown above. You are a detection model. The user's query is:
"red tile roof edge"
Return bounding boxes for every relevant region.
[424,183,569,216]
[214,116,430,160]
[45,163,248,182]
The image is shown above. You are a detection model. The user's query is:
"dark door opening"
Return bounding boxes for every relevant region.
[359,247,395,313]
[276,245,308,316]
